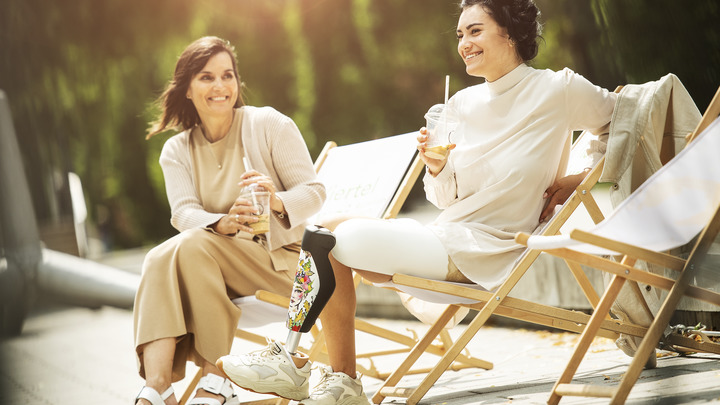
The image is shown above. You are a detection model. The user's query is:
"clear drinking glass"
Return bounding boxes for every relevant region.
[424,104,459,160]
[242,184,270,235]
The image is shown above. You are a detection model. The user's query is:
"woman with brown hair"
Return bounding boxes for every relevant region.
[133,36,325,405]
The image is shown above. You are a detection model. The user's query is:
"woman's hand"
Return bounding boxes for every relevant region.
[212,197,258,235]
[539,171,588,222]
[238,170,286,216]
[417,128,456,176]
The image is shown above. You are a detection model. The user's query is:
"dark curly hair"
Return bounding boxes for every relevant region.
[147,36,245,139]
[460,0,541,62]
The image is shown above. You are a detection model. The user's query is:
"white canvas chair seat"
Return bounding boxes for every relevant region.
[513,89,720,404]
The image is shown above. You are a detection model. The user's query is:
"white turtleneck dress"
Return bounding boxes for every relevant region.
[424,64,616,290]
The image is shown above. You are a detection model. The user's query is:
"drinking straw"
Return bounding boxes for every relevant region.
[444,75,450,104]
[243,157,252,172]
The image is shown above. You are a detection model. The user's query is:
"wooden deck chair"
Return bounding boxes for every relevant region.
[179,132,481,404]
[368,88,635,405]
[513,87,720,404]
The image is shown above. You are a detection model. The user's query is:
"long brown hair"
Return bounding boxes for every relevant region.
[146,36,245,139]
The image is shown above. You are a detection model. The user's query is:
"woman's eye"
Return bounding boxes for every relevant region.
[223,73,234,80]
[200,75,213,81]
[471,28,481,35]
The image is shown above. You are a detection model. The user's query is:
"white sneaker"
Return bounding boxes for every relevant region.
[216,340,311,401]
[299,366,370,405]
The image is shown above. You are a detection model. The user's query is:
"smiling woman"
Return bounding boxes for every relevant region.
[132,36,326,405]
[185,52,239,142]
[456,0,540,81]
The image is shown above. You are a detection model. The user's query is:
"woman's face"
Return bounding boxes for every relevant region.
[457,5,520,81]
[186,51,239,120]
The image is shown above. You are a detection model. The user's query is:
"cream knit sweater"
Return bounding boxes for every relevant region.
[158,106,325,251]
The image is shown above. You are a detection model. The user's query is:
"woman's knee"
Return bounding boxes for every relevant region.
[142,229,216,277]
[332,218,447,278]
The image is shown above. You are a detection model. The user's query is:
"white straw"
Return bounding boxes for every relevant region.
[444,75,450,104]
[243,157,252,172]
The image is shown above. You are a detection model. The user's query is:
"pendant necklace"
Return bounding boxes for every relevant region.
[200,126,223,170]
[208,144,223,170]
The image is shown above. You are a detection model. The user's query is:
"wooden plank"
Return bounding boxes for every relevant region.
[554,383,616,398]
[569,229,686,271]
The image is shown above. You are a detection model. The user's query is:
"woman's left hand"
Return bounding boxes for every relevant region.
[539,171,587,222]
[238,170,285,214]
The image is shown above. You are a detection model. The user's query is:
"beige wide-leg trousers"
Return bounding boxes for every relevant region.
[133,228,298,381]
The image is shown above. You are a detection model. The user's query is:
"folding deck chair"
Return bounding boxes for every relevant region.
[369,89,636,405]
[179,132,485,404]
[514,86,720,404]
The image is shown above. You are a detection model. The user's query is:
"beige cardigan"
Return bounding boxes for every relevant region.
[158,106,326,251]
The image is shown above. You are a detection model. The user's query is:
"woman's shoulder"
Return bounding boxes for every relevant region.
[164,129,191,146]
[160,129,192,157]
[241,105,293,125]
[531,66,587,85]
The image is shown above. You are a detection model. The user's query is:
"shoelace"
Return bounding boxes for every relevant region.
[311,368,342,394]
[248,340,283,360]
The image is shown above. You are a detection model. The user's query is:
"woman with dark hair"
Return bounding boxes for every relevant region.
[133,36,325,405]
[217,1,615,404]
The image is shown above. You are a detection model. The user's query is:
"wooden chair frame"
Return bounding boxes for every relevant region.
[371,86,720,405]
[513,86,720,404]
[368,87,633,405]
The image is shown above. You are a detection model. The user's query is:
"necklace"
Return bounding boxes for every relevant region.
[207,143,223,170]
[199,126,223,170]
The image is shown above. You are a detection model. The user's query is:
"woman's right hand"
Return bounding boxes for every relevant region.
[417,127,455,176]
[211,196,259,235]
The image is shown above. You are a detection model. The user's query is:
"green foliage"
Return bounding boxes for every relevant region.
[591,0,720,111]
[1,0,717,249]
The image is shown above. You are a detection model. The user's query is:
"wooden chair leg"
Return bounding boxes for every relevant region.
[610,259,707,404]
[549,274,625,405]
[178,368,203,405]
[404,304,501,405]
[371,305,460,404]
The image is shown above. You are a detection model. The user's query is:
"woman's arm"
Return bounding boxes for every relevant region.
[265,115,326,229]
[159,135,225,232]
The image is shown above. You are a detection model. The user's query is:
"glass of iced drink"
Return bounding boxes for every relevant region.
[423,104,458,160]
[243,184,270,235]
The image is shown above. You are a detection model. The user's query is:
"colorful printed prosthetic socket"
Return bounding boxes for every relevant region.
[285,225,337,354]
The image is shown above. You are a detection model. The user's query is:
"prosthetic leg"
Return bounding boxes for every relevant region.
[284,225,337,355]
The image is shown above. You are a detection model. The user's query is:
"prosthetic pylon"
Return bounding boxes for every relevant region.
[285,225,337,354]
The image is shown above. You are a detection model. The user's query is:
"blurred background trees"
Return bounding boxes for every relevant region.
[1,0,718,251]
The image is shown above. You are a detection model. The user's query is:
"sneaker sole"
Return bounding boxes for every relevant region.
[216,359,309,401]
[300,395,371,405]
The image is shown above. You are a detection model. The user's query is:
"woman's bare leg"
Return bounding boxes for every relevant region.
[137,338,178,405]
[318,252,392,376]
[317,253,359,375]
